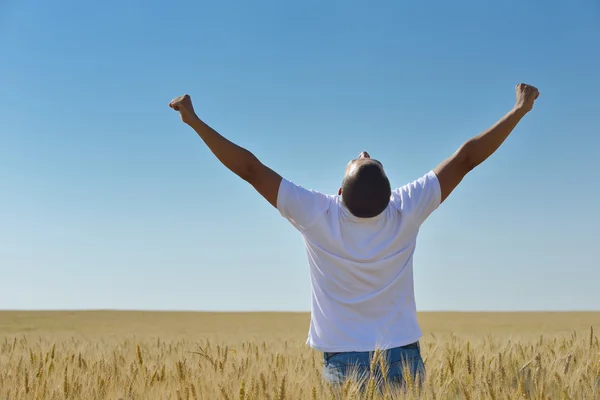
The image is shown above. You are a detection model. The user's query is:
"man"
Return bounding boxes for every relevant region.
[169,83,540,386]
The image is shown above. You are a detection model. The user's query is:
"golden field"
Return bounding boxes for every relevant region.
[0,311,598,399]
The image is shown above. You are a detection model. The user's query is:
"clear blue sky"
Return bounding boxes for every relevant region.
[1,0,598,311]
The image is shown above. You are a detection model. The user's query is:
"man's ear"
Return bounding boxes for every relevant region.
[338,187,342,196]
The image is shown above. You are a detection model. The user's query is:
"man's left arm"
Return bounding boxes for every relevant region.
[169,94,282,208]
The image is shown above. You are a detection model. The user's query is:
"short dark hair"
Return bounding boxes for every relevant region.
[341,162,391,218]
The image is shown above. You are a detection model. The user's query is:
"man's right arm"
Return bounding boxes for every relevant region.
[433,83,540,203]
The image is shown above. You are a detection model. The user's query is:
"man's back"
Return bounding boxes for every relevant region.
[277,171,441,352]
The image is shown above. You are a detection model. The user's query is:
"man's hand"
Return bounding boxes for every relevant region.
[169,94,199,125]
[514,83,540,114]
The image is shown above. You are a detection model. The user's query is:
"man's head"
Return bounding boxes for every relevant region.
[338,151,391,218]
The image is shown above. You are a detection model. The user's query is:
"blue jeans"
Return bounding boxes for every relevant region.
[322,342,425,388]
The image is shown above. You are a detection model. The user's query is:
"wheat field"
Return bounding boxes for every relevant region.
[0,311,598,399]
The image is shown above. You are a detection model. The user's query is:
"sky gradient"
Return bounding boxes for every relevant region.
[1,0,599,311]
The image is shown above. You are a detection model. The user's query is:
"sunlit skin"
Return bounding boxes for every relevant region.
[169,83,539,208]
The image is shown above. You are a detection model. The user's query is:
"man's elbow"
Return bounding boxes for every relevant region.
[459,142,478,174]
[239,152,262,183]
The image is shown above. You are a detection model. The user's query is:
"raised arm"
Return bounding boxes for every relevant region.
[433,83,540,203]
[169,94,282,208]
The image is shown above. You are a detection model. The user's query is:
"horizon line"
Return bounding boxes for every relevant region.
[1,309,598,313]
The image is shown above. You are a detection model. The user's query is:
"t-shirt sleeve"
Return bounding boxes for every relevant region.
[391,171,442,226]
[277,178,332,232]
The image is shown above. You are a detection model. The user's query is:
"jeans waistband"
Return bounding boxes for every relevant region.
[323,341,420,361]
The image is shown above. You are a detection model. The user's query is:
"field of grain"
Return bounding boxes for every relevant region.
[0,311,598,399]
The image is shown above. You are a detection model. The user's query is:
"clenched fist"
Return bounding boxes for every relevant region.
[515,83,540,113]
[169,94,198,125]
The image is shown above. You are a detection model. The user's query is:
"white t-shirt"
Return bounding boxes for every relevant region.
[277,171,441,353]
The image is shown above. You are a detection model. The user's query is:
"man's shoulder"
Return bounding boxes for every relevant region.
[277,178,337,232]
[389,171,442,224]
[279,178,335,196]
[279,178,338,208]
[392,172,440,201]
